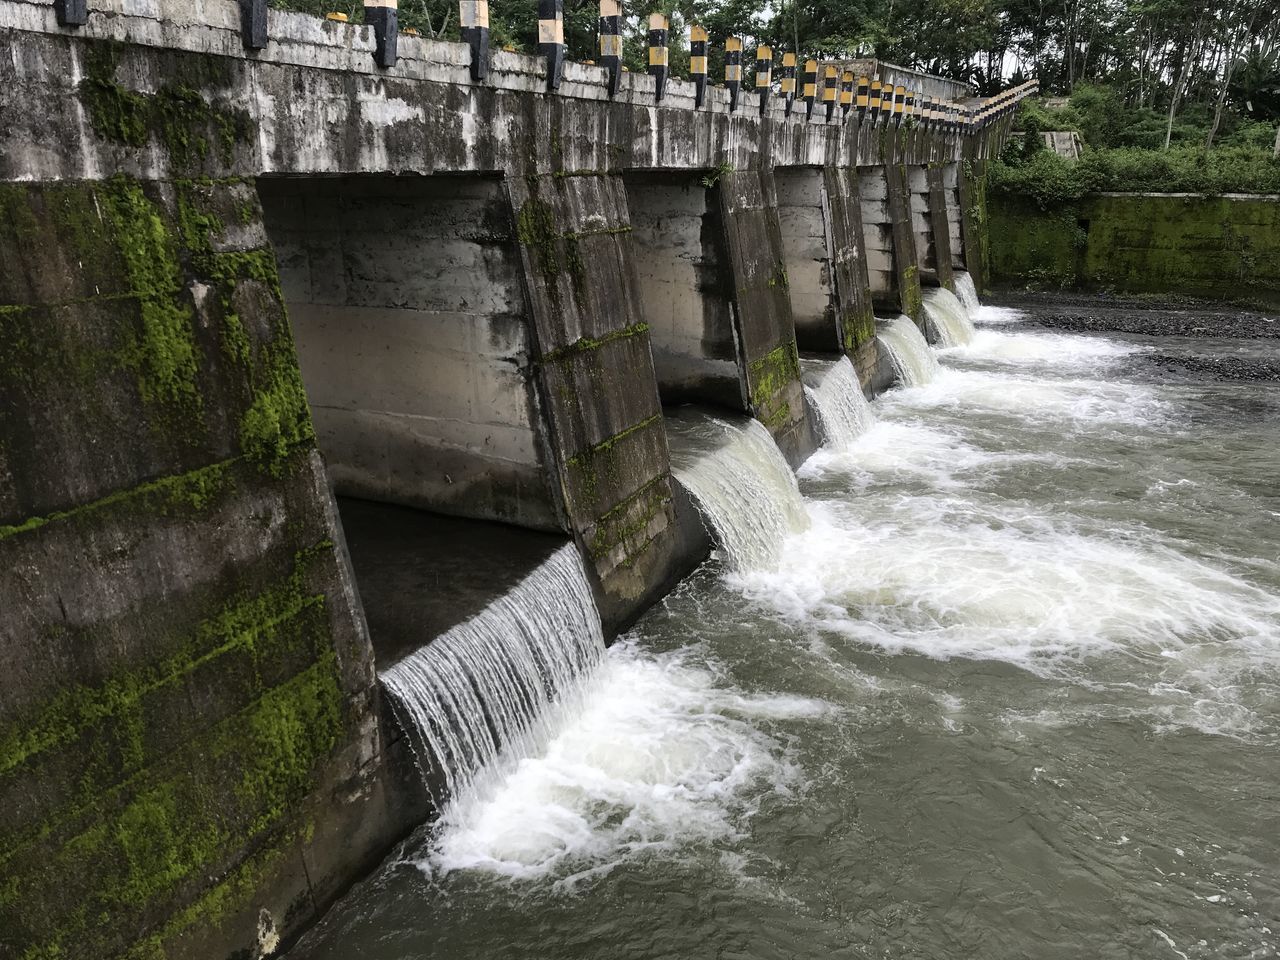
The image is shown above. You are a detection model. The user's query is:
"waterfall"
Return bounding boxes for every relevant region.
[954,271,980,313]
[922,287,976,347]
[801,357,876,447]
[876,316,939,387]
[381,543,606,809]
[666,411,809,571]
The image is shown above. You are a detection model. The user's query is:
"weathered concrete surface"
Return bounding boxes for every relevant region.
[775,167,837,352]
[988,193,1280,309]
[258,174,560,530]
[926,164,956,291]
[718,170,816,468]
[943,162,966,270]
[0,177,420,960]
[626,173,744,409]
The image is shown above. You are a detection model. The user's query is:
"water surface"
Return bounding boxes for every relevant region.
[292,310,1280,960]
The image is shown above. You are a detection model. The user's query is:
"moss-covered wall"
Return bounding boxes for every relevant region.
[988,193,1280,307]
[0,178,413,960]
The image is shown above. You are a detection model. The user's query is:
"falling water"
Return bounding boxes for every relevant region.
[381,543,606,808]
[666,410,809,571]
[801,357,877,447]
[954,271,980,312]
[876,315,939,387]
[922,286,976,347]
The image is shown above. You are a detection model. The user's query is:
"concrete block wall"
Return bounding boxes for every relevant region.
[775,167,838,352]
[717,170,815,467]
[0,177,418,960]
[943,163,966,270]
[625,174,744,410]
[926,165,956,291]
[257,174,559,531]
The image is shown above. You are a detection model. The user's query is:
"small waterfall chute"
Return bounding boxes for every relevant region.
[876,316,939,387]
[801,357,876,447]
[954,272,980,313]
[666,411,809,572]
[381,543,606,810]
[923,287,976,347]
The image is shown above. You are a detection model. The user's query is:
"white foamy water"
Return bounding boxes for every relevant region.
[954,272,980,312]
[948,328,1143,371]
[667,412,809,571]
[888,366,1167,428]
[972,304,1027,324]
[382,544,605,809]
[731,497,1280,737]
[801,357,876,448]
[923,286,976,347]
[421,641,821,883]
[876,315,939,387]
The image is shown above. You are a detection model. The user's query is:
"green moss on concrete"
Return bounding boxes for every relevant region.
[79,41,253,172]
[239,363,314,476]
[565,413,662,509]
[841,304,877,353]
[1,532,344,958]
[540,321,650,364]
[899,263,923,319]
[747,340,801,430]
[585,474,672,566]
[989,193,1280,306]
[99,180,203,413]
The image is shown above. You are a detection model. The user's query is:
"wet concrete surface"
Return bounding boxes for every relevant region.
[336,497,569,670]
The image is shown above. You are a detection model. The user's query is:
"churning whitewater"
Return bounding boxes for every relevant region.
[293,297,1280,960]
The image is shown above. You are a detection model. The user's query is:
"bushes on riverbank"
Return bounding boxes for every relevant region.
[989,86,1280,207]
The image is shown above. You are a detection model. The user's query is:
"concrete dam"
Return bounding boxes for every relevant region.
[0,2,1040,957]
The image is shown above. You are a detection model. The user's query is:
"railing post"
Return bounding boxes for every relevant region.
[239,0,267,49]
[364,0,398,68]
[869,79,883,125]
[599,0,621,96]
[461,0,490,81]
[54,0,88,26]
[840,70,854,117]
[725,36,742,112]
[690,25,708,108]
[822,64,837,121]
[755,45,772,116]
[648,13,669,101]
[538,0,565,91]
[802,59,817,120]
[856,75,869,122]
[781,52,796,116]
[892,85,906,125]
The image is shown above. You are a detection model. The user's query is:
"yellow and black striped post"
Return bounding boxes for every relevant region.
[855,75,869,122]
[648,12,669,101]
[892,85,906,125]
[365,0,398,68]
[598,0,621,96]
[725,36,742,112]
[802,59,818,120]
[538,0,565,91]
[690,25,708,108]
[822,65,837,121]
[869,78,882,124]
[755,45,772,116]
[903,88,914,126]
[54,0,87,26]
[914,90,924,125]
[461,0,489,81]
[781,52,796,116]
[840,70,854,116]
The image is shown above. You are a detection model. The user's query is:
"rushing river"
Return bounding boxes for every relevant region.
[292,307,1280,960]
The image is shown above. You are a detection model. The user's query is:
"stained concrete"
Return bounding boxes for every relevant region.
[624,172,744,409]
[775,167,838,353]
[258,174,560,531]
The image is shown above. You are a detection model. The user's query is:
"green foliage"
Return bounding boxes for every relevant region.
[990,142,1280,207]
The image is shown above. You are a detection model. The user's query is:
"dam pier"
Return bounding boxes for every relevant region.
[0,3,1042,957]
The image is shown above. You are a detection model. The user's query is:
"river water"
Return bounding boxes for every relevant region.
[292,307,1280,960]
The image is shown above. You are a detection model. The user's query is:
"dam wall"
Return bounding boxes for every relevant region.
[988,192,1280,307]
[0,1,1030,956]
